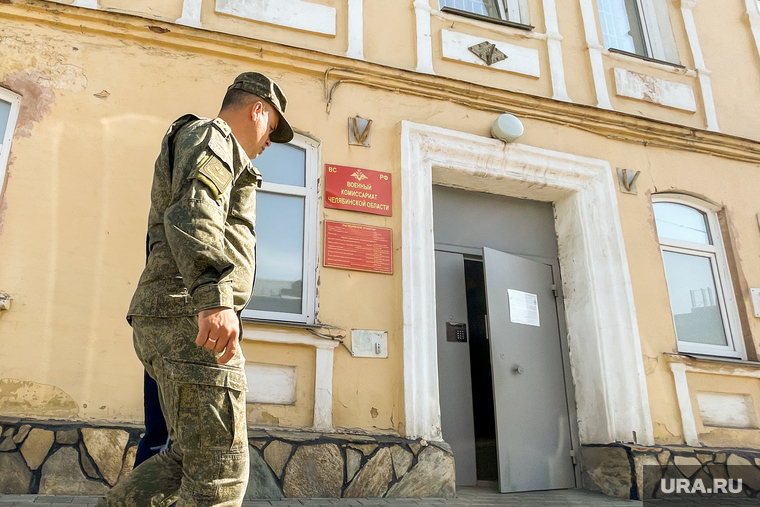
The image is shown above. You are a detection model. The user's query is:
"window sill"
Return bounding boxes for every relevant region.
[440,7,534,31]
[242,318,346,344]
[665,353,760,375]
[607,48,685,70]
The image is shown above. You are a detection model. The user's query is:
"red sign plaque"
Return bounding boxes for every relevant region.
[324,164,392,216]
[324,221,393,274]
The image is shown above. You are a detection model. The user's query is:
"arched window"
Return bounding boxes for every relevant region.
[653,196,744,358]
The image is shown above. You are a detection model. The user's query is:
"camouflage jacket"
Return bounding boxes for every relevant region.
[128,114,262,320]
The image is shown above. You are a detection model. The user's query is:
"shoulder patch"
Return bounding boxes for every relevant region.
[207,130,234,173]
[190,154,233,200]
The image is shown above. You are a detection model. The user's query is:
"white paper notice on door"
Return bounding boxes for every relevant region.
[507,289,540,327]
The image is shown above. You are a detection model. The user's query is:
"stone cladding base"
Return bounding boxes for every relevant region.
[580,442,760,499]
[0,419,455,499]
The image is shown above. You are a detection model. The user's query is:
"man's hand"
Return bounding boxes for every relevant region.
[196,307,240,364]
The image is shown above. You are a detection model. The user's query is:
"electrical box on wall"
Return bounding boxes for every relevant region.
[350,330,388,358]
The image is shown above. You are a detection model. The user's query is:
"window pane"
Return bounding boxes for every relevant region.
[597,0,645,55]
[253,143,306,187]
[247,192,305,314]
[0,100,10,138]
[440,0,501,18]
[653,202,711,244]
[662,251,728,347]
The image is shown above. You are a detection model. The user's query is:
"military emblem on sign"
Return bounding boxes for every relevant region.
[351,169,369,182]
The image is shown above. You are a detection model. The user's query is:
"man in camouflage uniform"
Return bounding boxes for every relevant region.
[99,72,293,507]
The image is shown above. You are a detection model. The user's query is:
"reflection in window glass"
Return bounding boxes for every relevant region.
[439,0,501,18]
[597,0,646,55]
[654,202,711,244]
[0,100,10,139]
[247,192,305,315]
[662,251,727,346]
[253,143,306,187]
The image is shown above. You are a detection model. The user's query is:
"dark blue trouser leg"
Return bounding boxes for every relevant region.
[134,370,169,467]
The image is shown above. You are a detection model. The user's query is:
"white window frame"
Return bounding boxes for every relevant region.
[241,132,320,325]
[597,0,679,63]
[0,87,22,197]
[439,0,531,25]
[653,194,745,359]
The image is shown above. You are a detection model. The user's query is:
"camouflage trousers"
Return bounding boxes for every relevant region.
[98,315,249,507]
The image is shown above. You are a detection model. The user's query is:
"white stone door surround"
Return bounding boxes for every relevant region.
[400,121,654,446]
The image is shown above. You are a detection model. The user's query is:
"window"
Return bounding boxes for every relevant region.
[653,196,744,358]
[597,0,679,63]
[241,133,319,325]
[439,0,530,26]
[0,88,21,195]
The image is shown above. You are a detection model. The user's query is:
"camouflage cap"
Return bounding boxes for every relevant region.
[228,72,294,143]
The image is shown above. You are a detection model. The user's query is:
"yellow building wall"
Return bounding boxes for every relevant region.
[3,0,760,447]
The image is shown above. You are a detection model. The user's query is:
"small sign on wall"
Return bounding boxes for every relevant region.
[324,221,392,274]
[325,164,392,216]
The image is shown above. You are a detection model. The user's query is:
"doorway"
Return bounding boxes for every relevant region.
[433,186,578,493]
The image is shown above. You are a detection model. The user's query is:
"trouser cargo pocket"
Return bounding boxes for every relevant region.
[164,358,248,453]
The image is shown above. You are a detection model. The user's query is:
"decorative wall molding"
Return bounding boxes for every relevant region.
[613,68,697,111]
[215,0,337,36]
[242,326,340,431]
[666,353,760,446]
[697,392,758,429]
[245,362,298,405]
[176,0,203,28]
[44,0,98,9]
[72,0,98,8]
[413,0,435,74]
[400,121,654,444]
[346,0,364,60]
[542,0,571,101]
[578,0,612,109]
[669,362,700,446]
[441,30,540,77]
[678,0,720,131]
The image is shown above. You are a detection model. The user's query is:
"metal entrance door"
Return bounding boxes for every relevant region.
[434,250,477,486]
[483,247,574,492]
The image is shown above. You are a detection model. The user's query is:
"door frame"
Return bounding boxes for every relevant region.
[399,121,654,448]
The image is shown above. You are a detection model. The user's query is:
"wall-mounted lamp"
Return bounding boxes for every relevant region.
[491,113,524,143]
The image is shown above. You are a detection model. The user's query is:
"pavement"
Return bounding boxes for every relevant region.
[0,488,642,506]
